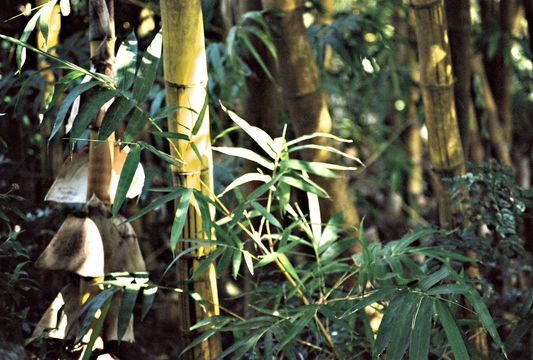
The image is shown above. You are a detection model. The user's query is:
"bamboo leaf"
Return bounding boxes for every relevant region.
[213,146,274,170]
[193,190,213,241]
[123,107,150,143]
[139,141,183,166]
[18,1,57,69]
[70,89,117,145]
[409,297,434,360]
[341,287,397,318]
[241,31,275,83]
[112,144,141,217]
[289,144,363,164]
[169,188,192,254]
[151,131,189,140]
[117,286,139,341]
[124,187,185,223]
[141,285,157,321]
[132,32,162,103]
[98,96,136,140]
[116,32,138,90]
[192,247,224,278]
[221,103,277,159]
[376,291,409,355]
[281,159,342,178]
[387,292,419,360]
[464,289,505,354]
[435,299,470,360]
[278,253,301,285]
[38,0,57,50]
[242,250,254,275]
[232,248,242,279]
[75,287,118,344]
[191,93,208,136]
[278,308,316,351]
[219,173,271,197]
[52,81,99,140]
[418,266,450,291]
[251,201,282,229]
[280,173,329,198]
[81,295,112,360]
[162,246,201,278]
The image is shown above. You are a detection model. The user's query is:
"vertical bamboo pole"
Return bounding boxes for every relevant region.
[160,1,222,358]
[262,0,361,231]
[37,0,63,181]
[410,0,466,227]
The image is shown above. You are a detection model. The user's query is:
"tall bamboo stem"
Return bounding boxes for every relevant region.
[160,0,222,358]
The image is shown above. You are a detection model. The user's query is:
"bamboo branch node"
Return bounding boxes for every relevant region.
[165,80,207,91]
[173,167,211,176]
[408,0,443,10]
[284,87,322,100]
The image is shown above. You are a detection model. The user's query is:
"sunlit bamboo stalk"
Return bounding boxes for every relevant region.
[160,0,222,358]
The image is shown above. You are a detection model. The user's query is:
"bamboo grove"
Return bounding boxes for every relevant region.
[0,0,532,358]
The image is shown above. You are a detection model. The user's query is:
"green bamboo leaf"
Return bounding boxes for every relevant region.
[289,144,362,164]
[278,253,301,285]
[52,81,99,141]
[387,292,419,360]
[464,289,505,354]
[169,189,192,254]
[214,146,274,170]
[123,107,150,144]
[180,327,220,357]
[98,96,136,140]
[191,93,208,136]
[278,308,316,351]
[151,131,189,140]
[418,267,450,291]
[251,201,282,229]
[70,89,117,145]
[116,32,138,90]
[219,173,271,197]
[411,247,477,262]
[132,32,162,103]
[139,141,183,166]
[426,283,471,296]
[218,331,265,360]
[221,103,277,159]
[281,160,337,178]
[232,247,242,279]
[504,316,533,354]
[435,299,470,360]
[244,24,277,60]
[241,31,275,83]
[141,285,157,321]
[38,0,57,50]
[409,297,434,360]
[124,187,185,223]
[81,295,112,360]
[117,286,140,341]
[285,132,352,148]
[192,247,224,278]
[390,227,436,254]
[216,247,233,277]
[193,190,213,241]
[162,246,201,278]
[17,1,56,69]
[376,291,409,356]
[280,173,329,198]
[341,287,397,318]
[44,70,84,114]
[112,144,141,217]
[75,287,118,344]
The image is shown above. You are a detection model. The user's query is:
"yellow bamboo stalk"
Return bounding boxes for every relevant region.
[37,1,63,179]
[160,0,222,358]
[411,0,467,227]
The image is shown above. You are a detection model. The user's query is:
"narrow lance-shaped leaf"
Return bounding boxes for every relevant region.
[278,307,316,351]
[74,287,119,344]
[70,89,117,145]
[141,285,158,321]
[123,107,150,144]
[409,297,434,360]
[124,187,187,223]
[435,299,470,360]
[51,81,99,141]
[98,97,136,140]
[117,286,140,341]
[113,144,141,217]
[81,296,112,360]
[17,0,58,69]
[38,0,57,50]
[213,146,274,170]
[132,32,162,103]
[116,32,138,90]
[169,188,193,254]
[191,93,208,136]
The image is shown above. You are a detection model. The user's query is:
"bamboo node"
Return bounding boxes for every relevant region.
[407,0,443,10]
[285,87,322,100]
[432,162,465,177]
[419,80,455,91]
[165,80,207,91]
